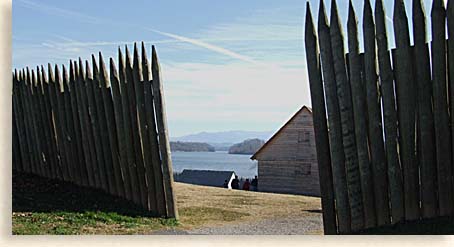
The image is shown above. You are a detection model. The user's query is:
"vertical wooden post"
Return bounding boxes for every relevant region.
[118,48,142,206]
[363,0,390,226]
[125,46,149,209]
[92,55,116,194]
[69,61,90,186]
[305,2,337,234]
[74,59,96,187]
[132,44,158,212]
[330,0,364,231]
[375,0,404,224]
[142,42,167,216]
[347,1,376,229]
[151,45,178,219]
[85,60,106,190]
[63,64,83,185]
[99,53,126,198]
[14,70,30,173]
[318,0,351,233]
[412,0,438,219]
[109,57,133,201]
[42,66,61,179]
[49,64,70,181]
[431,0,454,216]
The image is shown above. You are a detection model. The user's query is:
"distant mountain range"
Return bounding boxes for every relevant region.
[171,130,273,145]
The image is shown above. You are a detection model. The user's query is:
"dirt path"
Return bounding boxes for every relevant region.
[152,214,322,235]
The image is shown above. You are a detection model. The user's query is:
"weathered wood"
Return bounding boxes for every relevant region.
[69,61,90,187]
[35,67,51,178]
[393,0,420,220]
[75,59,96,187]
[304,2,337,234]
[63,64,83,185]
[20,69,32,174]
[151,45,178,219]
[99,53,126,198]
[14,70,30,173]
[347,2,376,229]
[26,68,41,176]
[375,0,404,224]
[118,48,142,206]
[49,64,69,181]
[363,0,390,226]
[412,0,437,219]
[41,66,61,179]
[109,57,133,201]
[132,44,158,212]
[330,0,364,231]
[125,45,149,209]
[92,55,117,195]
[317,0,351,233]
[431,0,454,216]
[142,42,167,216]
[12,71,25,172]
[84,60,104,189]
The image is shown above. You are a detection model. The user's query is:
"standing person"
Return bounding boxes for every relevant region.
[242,179,251,191]
[231,175,240,190]
[251,176,258,191]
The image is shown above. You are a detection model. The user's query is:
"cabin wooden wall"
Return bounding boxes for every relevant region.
[255,108,320,196]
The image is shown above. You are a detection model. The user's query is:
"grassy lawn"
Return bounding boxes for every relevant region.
[12,171,322,234]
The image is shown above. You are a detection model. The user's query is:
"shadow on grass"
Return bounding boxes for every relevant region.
[12,171,156,217]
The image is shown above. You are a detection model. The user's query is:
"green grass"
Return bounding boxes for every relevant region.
[13,211,179,235]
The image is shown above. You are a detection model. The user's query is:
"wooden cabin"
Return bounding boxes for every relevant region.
[251,106,320,196]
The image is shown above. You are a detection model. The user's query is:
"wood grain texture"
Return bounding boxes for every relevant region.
[304,2,337,235]
[317,0,351,234]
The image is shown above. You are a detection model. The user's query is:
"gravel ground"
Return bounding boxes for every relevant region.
[152,214,323,235]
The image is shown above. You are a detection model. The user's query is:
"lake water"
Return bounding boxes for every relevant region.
[171,151,258,178]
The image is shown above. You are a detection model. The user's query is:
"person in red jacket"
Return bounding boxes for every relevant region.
[242,179,251,191]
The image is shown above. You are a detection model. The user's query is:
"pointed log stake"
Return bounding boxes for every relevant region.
[85,59,105,190]
[36,66,51,178]
[347,1,376,229]
[77,58,97,187]
[69,60,89,186]
[118,48,142,206]
[133,43,159,213]
[63,63,83,185]
[448,0,454,209]
[304,2,337,234]
[393,0,420,220]
[92,55,116,194]
[142,42,167,216]
[30,69,44,176]
[52,64,71,181]
[318,0,350,233]
[363,0,390,226]
[27,67,40,176]
[412,0,437,219]
[125,45,149,209]
[431,0,454,216]
[42,65,59,179]
[109,57,133,201]
[330,0,364,231]
[375,0,404,224]
[151,45,178,219]
[99,52,126,198]
[74,59,94,185]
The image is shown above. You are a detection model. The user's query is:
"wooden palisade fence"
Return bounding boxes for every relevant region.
[305,0,454,234]
[12,43,178,219]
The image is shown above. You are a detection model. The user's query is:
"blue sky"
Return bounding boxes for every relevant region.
[13,0,436,137]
